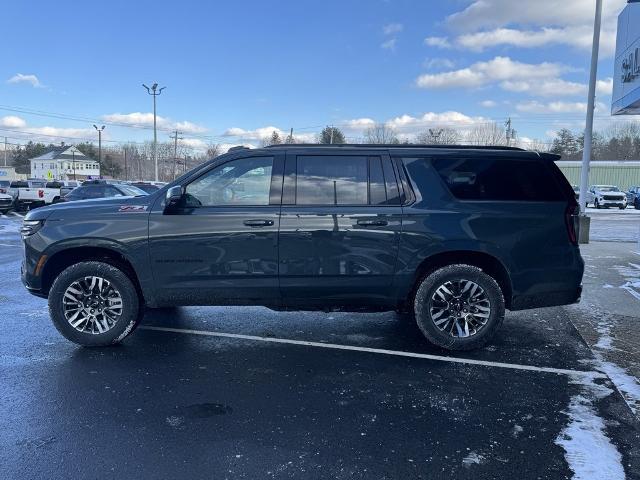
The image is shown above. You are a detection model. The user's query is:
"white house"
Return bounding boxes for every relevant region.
[30,145,100,181]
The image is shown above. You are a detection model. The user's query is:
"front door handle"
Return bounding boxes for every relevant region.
[357,219,388,227]
[243,219,274,227]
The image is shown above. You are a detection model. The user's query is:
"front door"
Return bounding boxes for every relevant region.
[148,154,283,305]
[278,151,403,307]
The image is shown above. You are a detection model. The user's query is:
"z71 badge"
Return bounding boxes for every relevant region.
[118,205,148,212]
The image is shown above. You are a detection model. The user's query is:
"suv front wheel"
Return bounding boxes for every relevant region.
[49,261,141,346]
[413,265,505,351]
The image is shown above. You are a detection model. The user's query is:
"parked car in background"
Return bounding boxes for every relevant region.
[572,185,595,208]
[10,179,62,210]
[0,192,13,213]
[129,182,161,194]
[59,181,80,199]
[60,180,148,202]
[626,186,640,209]
[589,185,627,209]
[21,144,583,350]
[0,180,11,194]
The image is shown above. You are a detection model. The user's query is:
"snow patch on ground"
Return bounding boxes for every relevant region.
[556,377,625,480]
[461,452,485,467]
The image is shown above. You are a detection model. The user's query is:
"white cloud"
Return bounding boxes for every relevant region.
[416,56,567,89]
[173,121,207,134]
[423,57,455,70]
[596,77,613,96]
[342,118,377,132]
[102,112,206,133]
[443,0,626,57]
[0,115,27,128]
[381,38,397,51]
[424,36,451,48]
[382,23,403,35]
[222,126,315,144]
[7,73,43,88]
[383,111,488,137]
[479,100,497,108]
[515,100,607,114]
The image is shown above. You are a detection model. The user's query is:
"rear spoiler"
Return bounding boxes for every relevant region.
[538,152,561,162]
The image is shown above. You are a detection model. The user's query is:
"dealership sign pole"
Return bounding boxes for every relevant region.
[578,0,602,243]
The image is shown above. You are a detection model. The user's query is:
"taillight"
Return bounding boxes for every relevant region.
[38,189,44,198]
[565,202,579,245]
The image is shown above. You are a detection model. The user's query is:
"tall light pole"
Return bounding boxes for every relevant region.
[577,0,602,243]
[93,124,105,179]
[142,82,166,181]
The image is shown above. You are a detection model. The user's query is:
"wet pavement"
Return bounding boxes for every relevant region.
[1,212,639,479]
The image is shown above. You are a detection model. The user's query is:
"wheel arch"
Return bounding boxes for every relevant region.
[409,250,513,309]
[40,245,146,304]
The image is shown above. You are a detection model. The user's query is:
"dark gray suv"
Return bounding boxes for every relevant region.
[20,145,584,350]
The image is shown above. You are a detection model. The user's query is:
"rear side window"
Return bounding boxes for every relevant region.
[10,181,28,188]
[294,155,400,206]
[431,157,565,202]
[296,155,368,205]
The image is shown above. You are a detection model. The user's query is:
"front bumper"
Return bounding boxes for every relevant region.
[597,198,627,207]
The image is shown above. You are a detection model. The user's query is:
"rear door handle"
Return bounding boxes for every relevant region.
[243,219,274,227]
[357,219,388,227]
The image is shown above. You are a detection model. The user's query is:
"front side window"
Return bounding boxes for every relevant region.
[185,156,273,207]
[296,155,368,205]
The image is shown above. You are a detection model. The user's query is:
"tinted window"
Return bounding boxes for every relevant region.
[46,182,63,188]
[431,157,565,202]
[76,186,105,199]
[11,181,28,188]
[186,156,273,206]
[297,155,368,205]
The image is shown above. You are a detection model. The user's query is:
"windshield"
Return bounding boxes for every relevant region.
[118,184,148,196]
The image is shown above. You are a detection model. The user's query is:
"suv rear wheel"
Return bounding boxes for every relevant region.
[49,261,141,346]
[413,265,505,351]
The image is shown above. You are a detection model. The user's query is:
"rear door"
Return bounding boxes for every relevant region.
[278,150,403,306]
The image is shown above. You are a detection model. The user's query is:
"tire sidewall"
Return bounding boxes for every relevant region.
[414,265,505,351]
[49,261,140,346]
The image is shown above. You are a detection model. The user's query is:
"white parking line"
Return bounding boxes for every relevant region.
[140,325,604,378]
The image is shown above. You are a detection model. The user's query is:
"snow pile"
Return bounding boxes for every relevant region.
[555,376,625,480]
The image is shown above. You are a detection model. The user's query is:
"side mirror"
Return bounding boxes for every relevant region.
[165,185,183,207]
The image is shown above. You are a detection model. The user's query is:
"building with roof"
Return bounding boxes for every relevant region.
[556,160,640,190]
[30,145,100,181]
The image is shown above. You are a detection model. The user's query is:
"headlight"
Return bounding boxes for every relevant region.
[20,220,44,237]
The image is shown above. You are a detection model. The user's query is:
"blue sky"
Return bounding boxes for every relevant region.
[0,0,631,152]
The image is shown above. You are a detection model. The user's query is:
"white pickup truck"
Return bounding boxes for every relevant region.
[9,180,64,210]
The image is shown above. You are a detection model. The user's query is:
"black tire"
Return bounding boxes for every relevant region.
[413,264,505,351]
[595,199,600,209]
[619,205,626,210]
[635,200,640,210]
[49,261,141,346]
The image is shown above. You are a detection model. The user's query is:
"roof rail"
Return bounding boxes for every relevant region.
[228,146,250,152]
[264,143,525,151]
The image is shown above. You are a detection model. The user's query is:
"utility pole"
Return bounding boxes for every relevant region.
[169,130,183,180]
[330,125,334,145]
[123,147,128,181]
[3,137,7,166]
[142,82,166,182]
[504,118,516,146]
[287,127,294,144]
[72,149,76,181]
[93,124,105,164]
[578,0,602,244]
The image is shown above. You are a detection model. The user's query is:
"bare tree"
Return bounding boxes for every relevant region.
[206,143,222,159]
[364,124,400,144]
[415,128,461,145]
[466,123,507,146]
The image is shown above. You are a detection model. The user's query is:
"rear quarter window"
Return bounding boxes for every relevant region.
[431,156,566,202]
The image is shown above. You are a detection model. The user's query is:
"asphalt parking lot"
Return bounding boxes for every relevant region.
[1,211,640,479]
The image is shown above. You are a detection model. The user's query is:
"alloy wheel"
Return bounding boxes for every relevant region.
[429,279,491,338]
[62,276,124,334]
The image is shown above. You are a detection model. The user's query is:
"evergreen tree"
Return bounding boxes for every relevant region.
[319,126,345,144]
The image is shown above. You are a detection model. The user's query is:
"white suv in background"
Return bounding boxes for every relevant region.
[590,185,628,209]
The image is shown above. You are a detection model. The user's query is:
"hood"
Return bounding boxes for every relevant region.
[594,190,625,197]
[24,195,153,221]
